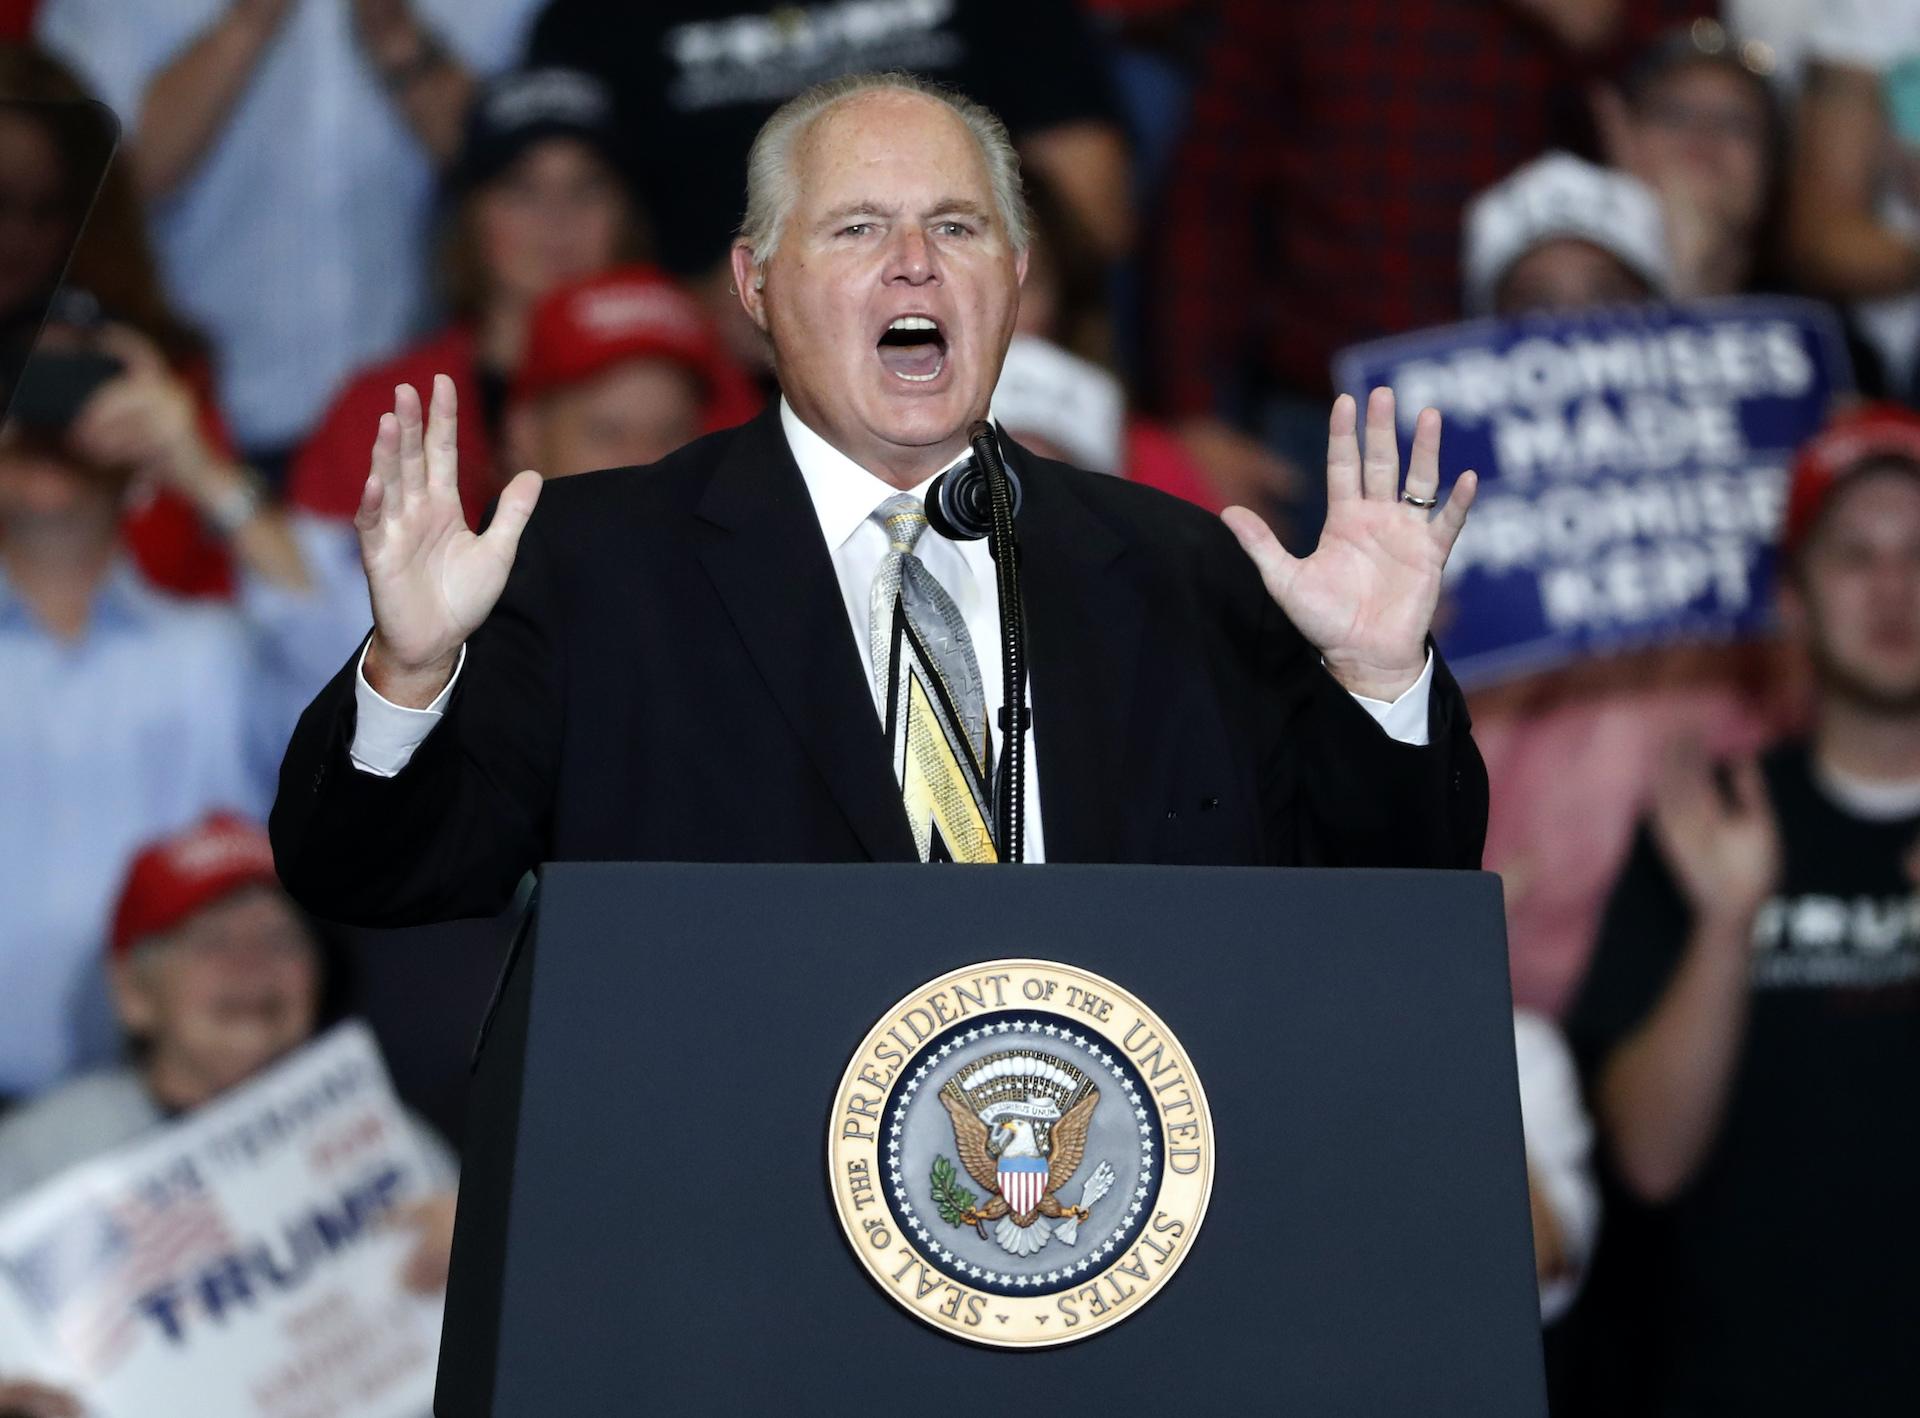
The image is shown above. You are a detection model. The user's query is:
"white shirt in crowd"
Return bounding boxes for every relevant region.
[37,0,541,451]
[347,403,1438,857]
[1514,1008,1601,1324]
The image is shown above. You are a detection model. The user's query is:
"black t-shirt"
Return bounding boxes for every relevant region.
[526,0,1118,275]
[1567,741,1920,1417]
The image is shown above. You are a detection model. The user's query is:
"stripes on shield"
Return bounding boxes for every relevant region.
[999,1156,1049,1216]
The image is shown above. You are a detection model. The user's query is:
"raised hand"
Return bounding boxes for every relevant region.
[1222,388,1476,701]
[357,375,541,707]
[1650,741,1781,932]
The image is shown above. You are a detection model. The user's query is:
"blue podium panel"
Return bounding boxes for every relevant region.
[439,864,1542,1417]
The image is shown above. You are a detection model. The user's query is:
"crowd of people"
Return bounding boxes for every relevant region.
[0,1,1916,1414]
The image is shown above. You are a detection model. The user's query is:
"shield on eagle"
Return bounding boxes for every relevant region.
[998,1154,1049,1216]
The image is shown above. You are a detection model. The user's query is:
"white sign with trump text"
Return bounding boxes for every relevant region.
[0,1023,444,1418]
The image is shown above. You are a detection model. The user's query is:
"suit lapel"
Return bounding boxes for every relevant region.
[692,410,916,862]
[1007,443,1141,863]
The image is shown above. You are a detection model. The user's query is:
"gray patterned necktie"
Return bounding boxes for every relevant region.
[868,493,997,862]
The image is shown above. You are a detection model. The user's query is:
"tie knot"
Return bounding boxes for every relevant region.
[873,493,929,554]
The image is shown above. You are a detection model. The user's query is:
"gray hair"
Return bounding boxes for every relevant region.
[737,71,1030,277]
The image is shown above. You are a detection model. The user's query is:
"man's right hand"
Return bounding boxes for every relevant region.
[356,375,542,708]
[1650,740,1781,936]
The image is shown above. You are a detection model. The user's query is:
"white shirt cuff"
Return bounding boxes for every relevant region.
[1342,649,1433,747]
[348,643,464,777]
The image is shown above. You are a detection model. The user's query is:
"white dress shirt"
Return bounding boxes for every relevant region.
[781,401,1049,859]
[348,401,1437,860]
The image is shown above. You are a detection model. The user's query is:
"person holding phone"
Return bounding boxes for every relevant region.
[0,300,369,1107]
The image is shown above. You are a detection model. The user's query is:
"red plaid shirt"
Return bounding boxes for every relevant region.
[0,0,37,37]
[1153,0,1703,413]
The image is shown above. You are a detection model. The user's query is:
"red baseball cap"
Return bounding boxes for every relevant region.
[109,813,281,959]
[512,265,760,430]
[1784,403,1920,556]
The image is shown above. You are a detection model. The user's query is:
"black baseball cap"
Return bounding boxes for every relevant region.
[1623,19,1777,103]
[447,67,627,197]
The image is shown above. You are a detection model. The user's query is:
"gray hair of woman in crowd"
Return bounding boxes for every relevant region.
[736,70,1032,285]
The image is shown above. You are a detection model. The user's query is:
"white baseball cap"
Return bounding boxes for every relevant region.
[989,335,1125,475]
[1461,152,1672,315]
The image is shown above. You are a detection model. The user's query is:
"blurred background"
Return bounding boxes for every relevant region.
[0,2,1917,1415]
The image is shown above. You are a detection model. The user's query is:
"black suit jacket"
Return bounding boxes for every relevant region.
[270,408,1487,925]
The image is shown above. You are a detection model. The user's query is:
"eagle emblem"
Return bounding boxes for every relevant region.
[934,1050,1116,1258]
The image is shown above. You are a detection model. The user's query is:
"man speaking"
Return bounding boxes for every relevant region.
[269,72,1486,921]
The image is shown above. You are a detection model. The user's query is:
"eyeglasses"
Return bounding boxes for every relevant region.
[1637,94,1771,146]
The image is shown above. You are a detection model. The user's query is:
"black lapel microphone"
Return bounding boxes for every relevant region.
[926,421,1028,863]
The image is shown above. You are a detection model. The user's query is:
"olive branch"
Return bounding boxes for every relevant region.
[929,1154,977,1226]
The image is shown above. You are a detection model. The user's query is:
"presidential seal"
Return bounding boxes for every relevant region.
[829,960,1214,1347]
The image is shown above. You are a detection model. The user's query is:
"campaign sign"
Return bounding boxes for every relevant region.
[1333,298,1853,686]
[0,1023,447,1418]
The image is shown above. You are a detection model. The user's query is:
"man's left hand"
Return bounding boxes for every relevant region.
[1222,388,1476,701]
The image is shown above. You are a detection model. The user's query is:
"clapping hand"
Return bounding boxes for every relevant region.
[357,376,542,707]
[1650,739,1781,933]
[1222,388,1476,701]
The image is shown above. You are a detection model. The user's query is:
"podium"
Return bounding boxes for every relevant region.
[436,864,1545,1416]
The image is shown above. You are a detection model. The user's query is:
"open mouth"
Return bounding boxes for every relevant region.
[876,315,948,383]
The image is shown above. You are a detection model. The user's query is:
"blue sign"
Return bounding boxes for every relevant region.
[1333,298,1853,687]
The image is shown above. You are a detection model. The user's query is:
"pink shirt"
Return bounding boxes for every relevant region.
[1477,671,1781,1014]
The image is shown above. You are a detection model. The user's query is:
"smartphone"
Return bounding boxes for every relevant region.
[8,347,124,430]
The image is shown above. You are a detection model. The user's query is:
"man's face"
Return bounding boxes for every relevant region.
[0,420,126,525]
[1791,468,1920,714]
[1625,63,1771,233]
[0,436,90,520]
[733,91,1026,482]
[472,138,629,308]
[1495,238,1653,317]
[516,357,706,477]
[114,887,320,1108]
